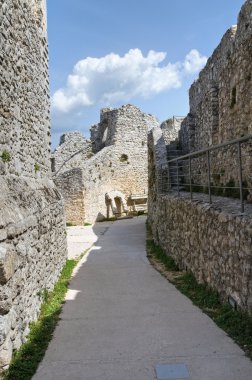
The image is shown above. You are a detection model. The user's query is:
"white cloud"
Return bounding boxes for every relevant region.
[52,48,207,113]
[183,49,208,74]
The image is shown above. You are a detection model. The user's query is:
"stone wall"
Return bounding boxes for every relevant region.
[148,193,252,312]
[160,116,184,146]
[54,168,85,225]
[0,0,51,177]
[90,107,158,153]
[180,0,252,152]
[168,0,252,199]
[0,0,67,369]
[52,132,93,175]
[148,126,252,312]
[54,105,159,224]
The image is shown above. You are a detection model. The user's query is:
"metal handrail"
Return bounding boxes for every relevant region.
[160,134,252,213]
[165,134,252,165]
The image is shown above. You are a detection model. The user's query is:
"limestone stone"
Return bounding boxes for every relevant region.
[0,246,17,285]
[52,132,93,175]
[0,0,67,370]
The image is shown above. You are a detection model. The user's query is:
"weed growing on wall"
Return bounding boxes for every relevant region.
[1,150,11,163]
[3,260,77,380]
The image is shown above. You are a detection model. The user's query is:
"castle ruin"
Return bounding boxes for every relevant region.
[1,0,252,372]
[0,0,67,368]
[52,105,159,225]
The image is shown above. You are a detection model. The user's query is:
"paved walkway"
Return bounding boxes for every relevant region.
[66,223,112,259]
[34,217,252,380]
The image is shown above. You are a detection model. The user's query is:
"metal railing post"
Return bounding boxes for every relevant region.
[207,150,212,204]
[237,141,244,213]
[158,167,162,194]
[165,134,252,208]
[167,162,170,191]
[176,160,180,196]
[189,157,192,200]
[161,166,163,194]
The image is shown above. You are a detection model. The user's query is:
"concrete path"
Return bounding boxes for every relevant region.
[34,217,252,380]
[67,223,112,259]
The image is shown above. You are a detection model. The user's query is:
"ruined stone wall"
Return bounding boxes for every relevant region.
[54,168,85,225]
[82,105,158,223]
[0,0,67,369]
[54,105,159,224]
[52,132,93,175]
[160,117,184,146]
[174,0,252,197]
[90,108,117,153]
[90,106,158,154]
[180,0,252,152]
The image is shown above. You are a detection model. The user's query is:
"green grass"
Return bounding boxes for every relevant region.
[147,239,178,271]
[84,222,92,226]
[3,259,78,380]
[146,224,252,360]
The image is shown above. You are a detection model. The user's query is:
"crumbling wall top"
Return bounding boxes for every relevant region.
[189,26,237,112]
[90,104,159,153]
[52,132,92,175]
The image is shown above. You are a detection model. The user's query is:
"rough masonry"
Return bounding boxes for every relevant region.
[0,0,67,369]
[53,105,159,225]
[148,0,252,312]
[179,0,252,193]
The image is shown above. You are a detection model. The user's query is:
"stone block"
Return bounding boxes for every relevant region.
[0,245,17,285]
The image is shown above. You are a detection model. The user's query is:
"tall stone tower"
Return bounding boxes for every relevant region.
[0,0,67,369]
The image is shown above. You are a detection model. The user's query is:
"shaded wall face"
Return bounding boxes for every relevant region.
[90,109,117,153]
[52,133,93,175]
[0,0,51,177]
[218,33,252,142]
[54,168,85,225]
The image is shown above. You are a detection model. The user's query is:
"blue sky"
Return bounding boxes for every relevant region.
[47,0,245,149]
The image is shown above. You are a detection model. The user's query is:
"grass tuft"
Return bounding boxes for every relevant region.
[3,259,77,380]
[147,239,178,272]
[146,223,252,360]
[66,222,76,227]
